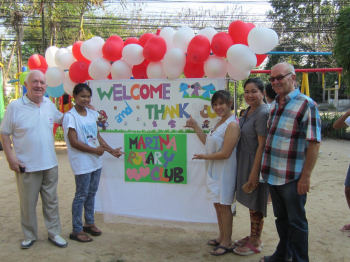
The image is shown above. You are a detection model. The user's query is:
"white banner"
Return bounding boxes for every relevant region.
[91,78,226,222]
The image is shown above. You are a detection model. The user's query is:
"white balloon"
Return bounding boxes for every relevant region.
[55,48,76,70]
[248,27,279,54]
[163,48,186,67]
[45,67,64,87]
[204,56,227,78]
[173,26,195,52]
[198,27,218,43]
[147,62,166,79]
[226,44,257,71]
[227,62,250,81]
[45,46,59,67]
[111,60,132,79]
[63,71,76,95]
[163,62,184,80]
[160,27,176,49]
[122,44,144,66]
[80,36,105,61]
[88,57,111,80]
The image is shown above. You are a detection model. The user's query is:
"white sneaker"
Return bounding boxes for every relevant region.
[48,235,67,248]
[21,239,35,249]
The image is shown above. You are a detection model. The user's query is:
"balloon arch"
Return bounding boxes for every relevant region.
[23,20,279,98]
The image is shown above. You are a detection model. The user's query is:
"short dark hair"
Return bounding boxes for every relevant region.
[243,78,264,93]
[265,83,276,100]
[211,90,233,107]
[73,83,92,96]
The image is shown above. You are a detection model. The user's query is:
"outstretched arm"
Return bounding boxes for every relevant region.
[67,128,104,156]
[333,110,350,129]
[193,122,240,160]
[185,116,207,145]
[97,132,122,158]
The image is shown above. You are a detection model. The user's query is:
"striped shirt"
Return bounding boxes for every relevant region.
[261,88,321,185]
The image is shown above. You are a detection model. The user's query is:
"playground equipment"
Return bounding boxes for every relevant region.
[251,68,343,106]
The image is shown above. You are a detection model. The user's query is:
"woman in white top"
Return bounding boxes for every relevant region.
[185,90,240,256]
[63,83,122,242]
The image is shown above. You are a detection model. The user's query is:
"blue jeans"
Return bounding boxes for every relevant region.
[72,168,102,233]
[269,180,308,262]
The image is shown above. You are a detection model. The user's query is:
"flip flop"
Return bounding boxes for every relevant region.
[233,236,250,248]
[207,239,220,246]
[233,241,262,256]
[340,224,350,232]
[210,245,233,256]
[69,232,93,242]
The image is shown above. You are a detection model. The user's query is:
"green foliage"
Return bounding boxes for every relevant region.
[334,7,350,94]
[266,0,347,102]
[320,112,350,139]
[54,126,65,141]
[228,80,245,111]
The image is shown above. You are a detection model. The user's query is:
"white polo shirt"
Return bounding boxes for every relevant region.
[0,95,63,172]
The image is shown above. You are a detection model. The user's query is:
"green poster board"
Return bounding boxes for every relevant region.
[124,133,187,184]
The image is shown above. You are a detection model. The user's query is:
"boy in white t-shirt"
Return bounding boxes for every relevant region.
[63,83,122,242]
[333,110,350,234]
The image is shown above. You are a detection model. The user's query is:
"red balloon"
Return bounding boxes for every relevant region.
[28,54,48,73]
[256,54,268,67]
[211,32,233,57]
[139,33,155,47]
[72,41,90,63]
[143,36,167,62]
[187,35,211,64]
[132,60,150,79]
[124,37,139,46]
[103,35,124,61]
[228,20,255,45]
[69,61,89,83]
[184,59,204,78]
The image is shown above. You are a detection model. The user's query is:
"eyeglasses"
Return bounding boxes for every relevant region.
[269,72,292,83]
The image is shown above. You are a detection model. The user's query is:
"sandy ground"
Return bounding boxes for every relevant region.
[0,138,349,262]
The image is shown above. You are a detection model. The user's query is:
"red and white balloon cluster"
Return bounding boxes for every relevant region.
[26,20,278,95]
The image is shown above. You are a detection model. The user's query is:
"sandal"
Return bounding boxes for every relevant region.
[340,224,350,232]
[233,236,250,248]
[83,225,102,236]
[69,232,93,242]
[210,245,233,256]
[233,241,262,256]
[207,239,220,246]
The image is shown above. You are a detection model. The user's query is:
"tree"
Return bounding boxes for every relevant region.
[334,7,350,94]
[267,0,348,101]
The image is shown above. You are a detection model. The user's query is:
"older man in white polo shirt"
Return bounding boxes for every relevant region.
[0,70,67,249]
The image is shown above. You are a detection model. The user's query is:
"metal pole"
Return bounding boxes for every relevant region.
[234,80,237,117]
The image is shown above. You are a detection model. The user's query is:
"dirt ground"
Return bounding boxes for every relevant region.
[0,138,349,262]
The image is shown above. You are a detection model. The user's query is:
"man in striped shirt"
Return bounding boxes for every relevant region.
[260,62,321,262]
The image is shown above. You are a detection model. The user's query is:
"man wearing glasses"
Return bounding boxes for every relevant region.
[259,62,321,262]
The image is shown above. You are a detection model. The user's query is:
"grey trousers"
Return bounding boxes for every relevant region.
[15,166,62,240]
